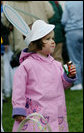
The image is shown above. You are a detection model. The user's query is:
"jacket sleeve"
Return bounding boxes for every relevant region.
[12,64,28,118]
[62,72,76,89]
[59,62,77,89]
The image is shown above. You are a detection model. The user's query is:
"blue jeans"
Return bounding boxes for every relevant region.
[65,29,83,85]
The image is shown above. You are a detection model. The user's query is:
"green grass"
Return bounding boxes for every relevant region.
[2,89,83,132]
[65,89,83,132]
[2,98,14,132]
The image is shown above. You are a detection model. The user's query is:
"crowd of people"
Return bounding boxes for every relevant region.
[1,1,83,132]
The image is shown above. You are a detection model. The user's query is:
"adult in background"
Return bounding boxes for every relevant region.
[61,1,83,90]
[49,1,69,64]
[1,2,13,98]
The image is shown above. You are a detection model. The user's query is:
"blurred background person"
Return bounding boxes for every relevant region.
[49,1,69,64]
[61,1,83,90]
[1,1,13,98]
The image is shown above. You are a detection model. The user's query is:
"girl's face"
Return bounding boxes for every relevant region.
[37,31,55,57]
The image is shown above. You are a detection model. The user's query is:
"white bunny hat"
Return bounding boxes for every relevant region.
[3,4,55,47]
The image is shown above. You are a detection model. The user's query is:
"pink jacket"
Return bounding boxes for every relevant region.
[12,48,76,132]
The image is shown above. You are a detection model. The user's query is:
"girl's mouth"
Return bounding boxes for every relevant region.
[51,46,55,48]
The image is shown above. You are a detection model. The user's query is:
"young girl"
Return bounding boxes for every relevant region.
[12,20,76,132]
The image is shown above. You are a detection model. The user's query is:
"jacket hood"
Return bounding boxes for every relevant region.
[19,48,32,64]
[19,48,54,64]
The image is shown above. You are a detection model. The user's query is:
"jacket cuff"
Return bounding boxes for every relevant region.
[63,72,77,83]
[12,108,27,118]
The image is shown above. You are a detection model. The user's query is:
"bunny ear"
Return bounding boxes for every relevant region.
[3,4,30,36]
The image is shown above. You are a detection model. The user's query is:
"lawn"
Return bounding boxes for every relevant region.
[2,89,83,132]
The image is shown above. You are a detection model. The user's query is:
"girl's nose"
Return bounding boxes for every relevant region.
[52,39,55,44]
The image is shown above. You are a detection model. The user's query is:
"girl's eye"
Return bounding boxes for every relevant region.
[46,37,55,41]
[46,37,50,40]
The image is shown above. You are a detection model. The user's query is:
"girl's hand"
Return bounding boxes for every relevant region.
[14,115,26,122]
[68,64,76,78]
